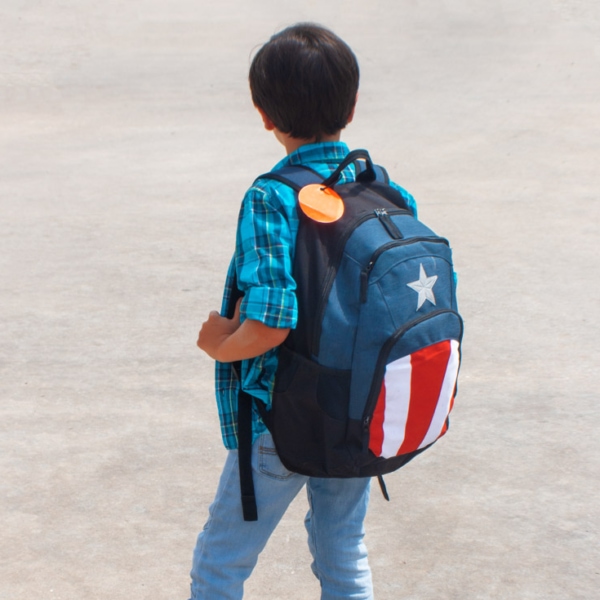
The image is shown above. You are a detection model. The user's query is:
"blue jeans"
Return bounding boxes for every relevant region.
[189,433,373,600]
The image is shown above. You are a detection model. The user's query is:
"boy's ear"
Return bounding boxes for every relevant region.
[346,93,358,125]
[256,107,276,131]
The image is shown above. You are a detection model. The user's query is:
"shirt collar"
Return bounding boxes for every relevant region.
[272,141,351,171]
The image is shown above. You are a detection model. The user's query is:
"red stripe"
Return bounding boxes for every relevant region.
[398,340,451,454]
[368,379,386,457]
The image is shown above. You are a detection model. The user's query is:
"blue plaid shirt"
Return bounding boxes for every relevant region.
[214,142,418,449]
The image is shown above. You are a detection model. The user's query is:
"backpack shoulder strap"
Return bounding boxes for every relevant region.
[254,165,323,192]
[237,382,258,521]
[236,381,272,522]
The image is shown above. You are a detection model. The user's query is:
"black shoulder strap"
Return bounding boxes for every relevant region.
[236,379,272,522]
[254,165,323,192]
[227,271,260,522]
[237,380,258,521]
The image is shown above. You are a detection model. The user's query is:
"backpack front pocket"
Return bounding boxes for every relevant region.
[363,310,462,459]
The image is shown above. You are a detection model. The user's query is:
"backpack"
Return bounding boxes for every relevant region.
[235,149,463,521]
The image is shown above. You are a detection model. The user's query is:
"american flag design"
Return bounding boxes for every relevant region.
[368,339,460,458]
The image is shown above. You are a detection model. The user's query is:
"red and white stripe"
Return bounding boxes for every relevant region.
[368,339,460,458]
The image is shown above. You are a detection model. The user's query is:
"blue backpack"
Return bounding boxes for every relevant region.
[236,149,463,520]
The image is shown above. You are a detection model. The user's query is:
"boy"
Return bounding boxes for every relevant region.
[190,23,418,600]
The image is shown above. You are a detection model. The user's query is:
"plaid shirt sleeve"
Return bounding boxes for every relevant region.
[235,185,298,329]
[389,181,418,218]
[213,183,299,449]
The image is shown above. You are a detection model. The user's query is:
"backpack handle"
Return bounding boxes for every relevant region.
[322,149,375,188]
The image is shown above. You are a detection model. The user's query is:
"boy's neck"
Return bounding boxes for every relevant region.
[256,107,347,155]
[276,130,342,155]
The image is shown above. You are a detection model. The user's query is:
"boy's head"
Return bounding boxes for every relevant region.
[249,23,359,141]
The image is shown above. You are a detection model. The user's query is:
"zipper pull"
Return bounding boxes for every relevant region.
[374,208,403,239]
[360,261,374,303]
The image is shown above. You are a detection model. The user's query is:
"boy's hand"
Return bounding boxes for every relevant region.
[197,299,242,360]
[197,299,290,363]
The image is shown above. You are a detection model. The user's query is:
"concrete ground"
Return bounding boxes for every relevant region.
[1,1,599,598]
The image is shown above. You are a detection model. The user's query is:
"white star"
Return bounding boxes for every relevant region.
[407,264,438,310]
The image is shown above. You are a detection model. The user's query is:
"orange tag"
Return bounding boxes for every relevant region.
[298,184,344,223]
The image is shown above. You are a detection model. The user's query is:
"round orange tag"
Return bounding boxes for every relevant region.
[298,184,345,223]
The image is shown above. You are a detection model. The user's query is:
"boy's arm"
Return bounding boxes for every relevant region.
[197,299,289,362]
[198,184,296,363]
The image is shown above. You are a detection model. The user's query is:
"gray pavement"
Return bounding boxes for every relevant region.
[1,1,599,598]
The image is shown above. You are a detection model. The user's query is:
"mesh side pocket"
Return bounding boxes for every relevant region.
[272,346,358,477]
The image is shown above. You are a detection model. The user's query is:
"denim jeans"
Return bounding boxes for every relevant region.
[189,433,373,600]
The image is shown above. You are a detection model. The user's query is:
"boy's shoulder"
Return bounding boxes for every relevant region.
[245,173,299,204]
[237,173,300,228]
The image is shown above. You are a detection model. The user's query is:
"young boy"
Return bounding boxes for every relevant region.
[190,23,418,600]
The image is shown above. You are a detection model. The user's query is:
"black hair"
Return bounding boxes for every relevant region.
[249,23,359,140]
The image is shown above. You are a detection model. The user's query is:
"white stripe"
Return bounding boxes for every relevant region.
[418,340,460,449]
[380,355,412,458]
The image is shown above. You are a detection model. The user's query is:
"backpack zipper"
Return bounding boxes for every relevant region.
[374,208,403,239]
[359,236,450,303]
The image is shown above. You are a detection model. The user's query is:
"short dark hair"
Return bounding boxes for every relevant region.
[249,23,359,140]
